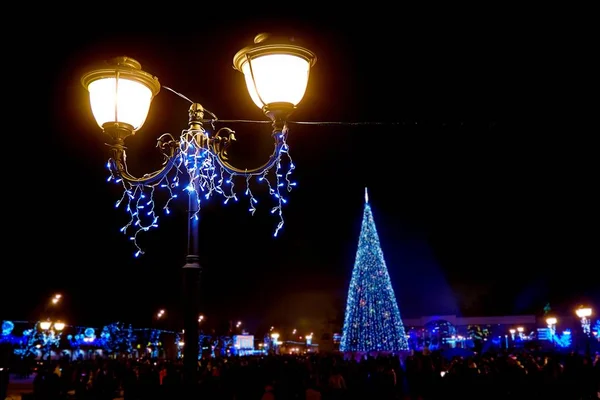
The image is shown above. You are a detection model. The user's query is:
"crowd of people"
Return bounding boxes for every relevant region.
[6,349,600,399]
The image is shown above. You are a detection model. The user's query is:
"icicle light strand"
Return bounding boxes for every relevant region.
[107,126,296,257]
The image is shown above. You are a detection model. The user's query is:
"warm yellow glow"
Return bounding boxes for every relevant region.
[576,307,592,318]
[88,77,153,130]
[516,327,524,332]
[546,317,557,325]
[241,54,310,109]
[509,329,516,334]
[40,321,51,330]
[54,322,65,331]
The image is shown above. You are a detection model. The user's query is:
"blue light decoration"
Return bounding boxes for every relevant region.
[218,336,233,357]
[107,125,296,257]
[99,322,136,354]
[0,320,17,345]
[147,329,162,358]
[84,327,96,340]
[200,334,213,358]
[340,188,409,353]
[68,327,97,347]
[14,322,62,359]
[1,320,14,336]
[175,332,183,359]
[554,330,572,348]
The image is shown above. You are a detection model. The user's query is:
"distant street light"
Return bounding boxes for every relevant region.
[575,306,592,336]
[39,321,65,332]
[81,33,316,387]
[270,332,280,353]
[546,317,557,344]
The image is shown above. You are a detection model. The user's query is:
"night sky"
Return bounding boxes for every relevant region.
[3,14,596,334]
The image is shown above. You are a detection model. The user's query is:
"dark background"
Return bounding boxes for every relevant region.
[2,12,596,334]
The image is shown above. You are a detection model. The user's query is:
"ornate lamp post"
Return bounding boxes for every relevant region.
[575,306,592,336]
[81,33,316,386]
[575,306,592,355]
[270,332,280,354]
[546,317,557,344]
[38,321,65,360]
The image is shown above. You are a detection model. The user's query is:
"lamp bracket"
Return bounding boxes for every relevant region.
[106,129,179,185]
[105,101,289,188]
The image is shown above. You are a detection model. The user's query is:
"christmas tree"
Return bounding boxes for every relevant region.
[340,188,409,352]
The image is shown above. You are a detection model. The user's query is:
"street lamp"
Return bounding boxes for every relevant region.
[39,321,65,332]
[271,332,280,354]
[575,306,592,336]
[81,33,316,386]
[51,294,62,305]
[39,321,51,330]
[546,317,557,344]
[38,321,65,360]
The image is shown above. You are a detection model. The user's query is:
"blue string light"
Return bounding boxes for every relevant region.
[107,126,296,256]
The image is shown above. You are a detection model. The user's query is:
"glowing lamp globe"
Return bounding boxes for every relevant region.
[39,321,51,330]
[576,307,592,318]
[546,317,557,325]
[233,33,316,121]
[81,57,160,137]
[54,322,65,331]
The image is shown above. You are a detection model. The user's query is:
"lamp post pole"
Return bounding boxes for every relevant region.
[575,306,593,355]
[181,106,203,386]
[182,196,200,385]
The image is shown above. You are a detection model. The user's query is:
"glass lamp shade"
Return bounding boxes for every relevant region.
[576,307,592,318]
[53,322,65,331]
[81,57,160,132]
[234,34,316,110]
[39,321,51,330]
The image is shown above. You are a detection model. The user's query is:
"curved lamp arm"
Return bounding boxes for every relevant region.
[187,102,289,177]
[106,101,289,186]
[105,125,180,186]
[209,123,287,176]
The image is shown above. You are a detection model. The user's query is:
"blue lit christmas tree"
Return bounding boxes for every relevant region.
[340,188,409,353]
